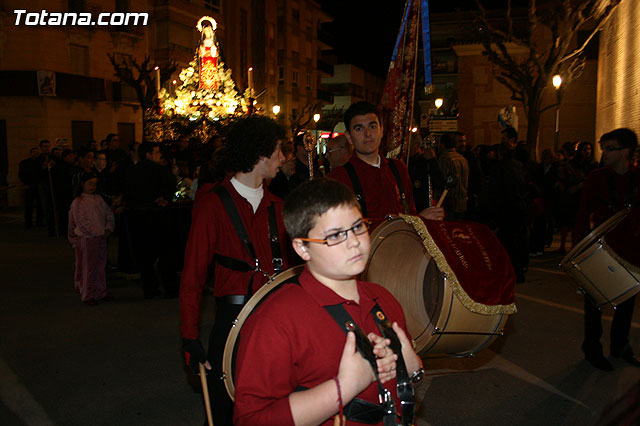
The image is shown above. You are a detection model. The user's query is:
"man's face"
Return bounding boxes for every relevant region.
[147,146,162,164]
[346,113,382,158]
[256,140,284,179]
[96,154,107,170]
[81,152,95,169]
[30,148,40,159]
[40,142,51,154]
[501,132,516,150]
[600,139,629,169]
[326,135,350,169]
[456,135,467,153]
[281,153,296,177]
[109,136,120,150]
[64,152,76,164]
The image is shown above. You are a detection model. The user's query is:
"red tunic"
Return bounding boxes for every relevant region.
[573,167,640,245]
[329,154,416,223]
[233,267,411,426]
[179,177,291,340]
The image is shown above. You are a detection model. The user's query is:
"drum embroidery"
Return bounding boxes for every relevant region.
[399,213,517,316]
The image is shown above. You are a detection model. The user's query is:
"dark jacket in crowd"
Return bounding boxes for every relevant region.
[124,159,176,209]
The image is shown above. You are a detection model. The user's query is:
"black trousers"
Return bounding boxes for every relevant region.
[128,209,177,297]
[207,300,243,426]
[583,295,636,356]
[23,187,42,228]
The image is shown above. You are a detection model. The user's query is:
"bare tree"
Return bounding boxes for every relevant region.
[475,0,620,155]
[289,103,323,137]
[107,54,178,139]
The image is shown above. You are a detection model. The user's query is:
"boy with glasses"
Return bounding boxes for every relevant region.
[234,178,423,426]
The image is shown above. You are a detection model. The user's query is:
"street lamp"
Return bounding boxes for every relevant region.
[434,98,443,115]
[552,75,562,150]
[272,104,280,116]
[313,113,321,159]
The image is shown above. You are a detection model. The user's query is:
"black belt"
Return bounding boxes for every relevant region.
[216,295,247,305]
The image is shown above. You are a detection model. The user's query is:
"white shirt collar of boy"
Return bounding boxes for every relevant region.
[372,155,381,168]
[230,177,264,213]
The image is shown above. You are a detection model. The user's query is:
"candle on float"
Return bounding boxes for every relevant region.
[248,67,254,93]
[155,66,161,94]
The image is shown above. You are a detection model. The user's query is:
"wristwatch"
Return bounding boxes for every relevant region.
[410,368,425,383]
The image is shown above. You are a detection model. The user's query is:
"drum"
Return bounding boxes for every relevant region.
[222,265,304,401]
[363,215,515,358]
[560,208,640,307]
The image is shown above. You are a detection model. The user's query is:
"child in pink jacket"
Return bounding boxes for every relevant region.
[68,172,114,305]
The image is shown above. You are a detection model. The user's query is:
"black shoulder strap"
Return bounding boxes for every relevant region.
[323,305,380,378]
[387,160,405,197]
[213,184,257,262]
[344,162,367,217]
[323,303,399,426]
[267,202,283,273]
[370,303,415,426]
[387,160,410,214]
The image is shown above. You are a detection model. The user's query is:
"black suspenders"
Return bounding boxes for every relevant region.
[211,184,282,297]
[343,160,409,217]
[323,303,415,426]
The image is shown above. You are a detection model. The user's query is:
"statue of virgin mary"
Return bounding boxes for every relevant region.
[197,17,219,90]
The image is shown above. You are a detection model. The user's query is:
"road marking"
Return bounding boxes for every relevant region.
[422,351,590,410]
[517,293,640,329]
[0,358,54,426]
[528,266,566,276]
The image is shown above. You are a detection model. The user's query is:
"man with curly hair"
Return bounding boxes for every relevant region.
[179,116,293,425]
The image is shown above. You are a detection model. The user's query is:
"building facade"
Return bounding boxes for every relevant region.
[0,0,329,206]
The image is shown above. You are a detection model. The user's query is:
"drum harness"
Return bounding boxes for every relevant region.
[210,184,283,304]
[606,173,637,214]
[323,302,416,426]
[344,160,410,217]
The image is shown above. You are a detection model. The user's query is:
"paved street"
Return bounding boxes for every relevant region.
[1,208,639,426]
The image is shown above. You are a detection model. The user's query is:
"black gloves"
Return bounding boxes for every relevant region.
[182,338,208,375]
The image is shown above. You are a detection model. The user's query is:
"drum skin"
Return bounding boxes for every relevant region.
[561,208,640,307]
[222,265,304,401]
[363,217,507,358]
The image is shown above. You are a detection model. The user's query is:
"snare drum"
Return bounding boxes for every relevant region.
[222,265,304,401]
[363,215,516,358]
[560,208,640,307]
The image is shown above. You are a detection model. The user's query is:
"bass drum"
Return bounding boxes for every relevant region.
[222,265,304,401]
[560,208,640,307]
[363,217,507,358]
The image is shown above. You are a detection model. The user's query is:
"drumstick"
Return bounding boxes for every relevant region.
[199,363,214,426]
[437,175,458,208]
[436,189,448,208]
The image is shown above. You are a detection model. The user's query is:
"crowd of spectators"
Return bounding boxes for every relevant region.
[17,125,640,300]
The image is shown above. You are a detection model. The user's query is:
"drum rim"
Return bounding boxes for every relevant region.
[560,208,630,268]
[222,265,305,401]
[365,215,510,357]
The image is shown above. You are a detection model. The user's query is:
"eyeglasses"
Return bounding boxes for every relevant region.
[327,146,345,154]
[299,219,372,246]
[601,145,628,152]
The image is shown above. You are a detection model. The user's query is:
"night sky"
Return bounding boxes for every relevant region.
[317,0,525,76]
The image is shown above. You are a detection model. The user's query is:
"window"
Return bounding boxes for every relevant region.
[292,70,298,87]
[71,121,93,150]
[205,0,221,11]
[69,44,89,76]
[278,67,284,85]
[115,0,129,13]
[68,0,85,13]
[306,73,312,90]
[292,9,300,24]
